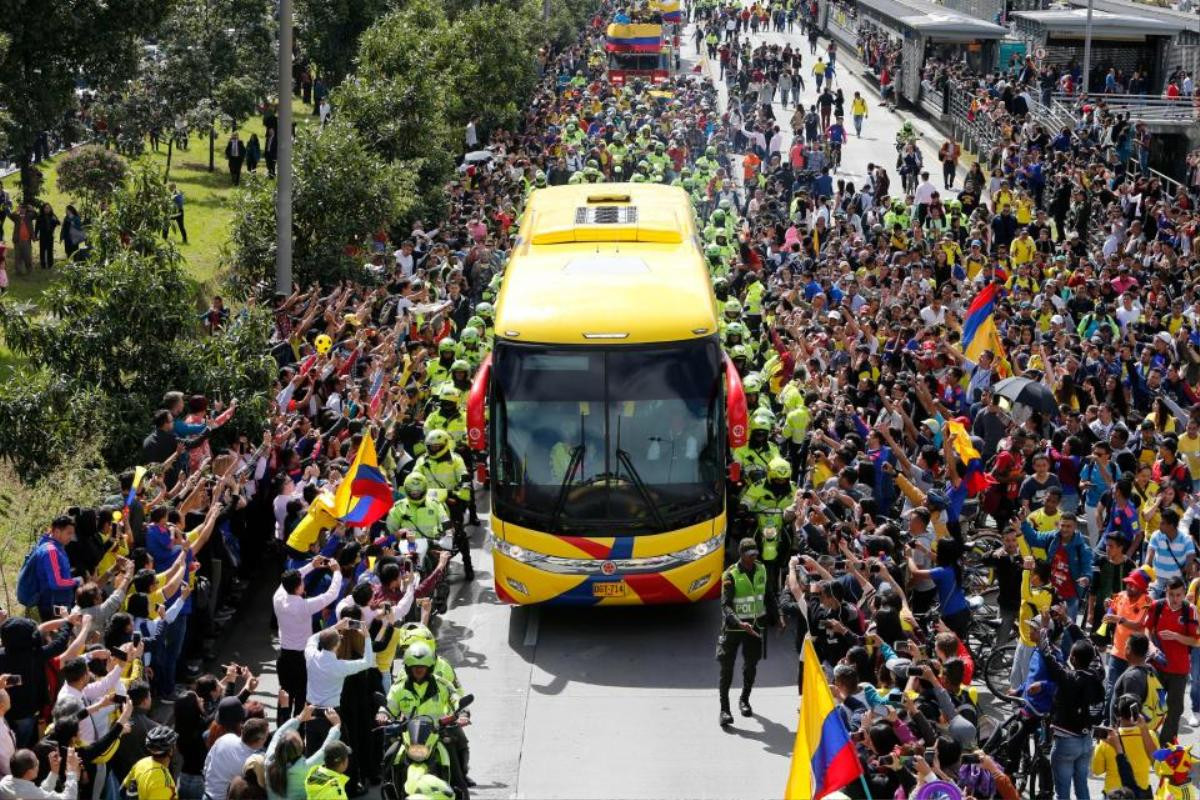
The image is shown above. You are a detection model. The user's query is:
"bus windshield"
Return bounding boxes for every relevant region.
[608,51,669,74]
[491,339,724,534]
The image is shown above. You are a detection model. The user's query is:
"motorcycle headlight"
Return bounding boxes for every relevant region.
[406,743,431,762]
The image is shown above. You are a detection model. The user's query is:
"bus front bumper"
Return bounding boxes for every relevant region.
[490,535,724,606]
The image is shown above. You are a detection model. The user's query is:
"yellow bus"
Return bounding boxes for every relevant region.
[466,183,749,606]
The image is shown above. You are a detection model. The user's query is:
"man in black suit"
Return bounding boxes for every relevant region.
[225,132,245,185]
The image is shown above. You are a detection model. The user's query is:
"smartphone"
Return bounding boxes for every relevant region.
[960,752,981,765]
[346,620,361,631]
[131,632,142,647]
[893,640,910,654]
[109,648,127,662]
[1093,725,1112,740]
[54,606,68,618]
[924,748,937,763]
[906,665,925,678]
[5,675,21,687]
[113,695,126,708]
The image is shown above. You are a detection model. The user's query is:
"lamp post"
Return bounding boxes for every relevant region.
[1081,0,1094,96]
[275,0,293,295]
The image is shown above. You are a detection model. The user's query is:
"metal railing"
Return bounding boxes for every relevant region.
[1050,92,1200,123]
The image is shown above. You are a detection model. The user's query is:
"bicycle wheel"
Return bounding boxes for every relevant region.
[966,618,995,663]
[983,642,1018,701]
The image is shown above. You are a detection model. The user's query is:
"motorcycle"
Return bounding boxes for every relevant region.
[378,692,474,800]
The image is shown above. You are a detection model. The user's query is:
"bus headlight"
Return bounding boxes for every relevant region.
[669,531,724,563]
[493,537,543,564]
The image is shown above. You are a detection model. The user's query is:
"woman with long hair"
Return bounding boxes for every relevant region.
[264,705,341,800]
[906,537,970,640]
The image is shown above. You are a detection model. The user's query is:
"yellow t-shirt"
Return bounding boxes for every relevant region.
[1015,196,1034,225]
[1091,726,1157,794]
[122,756,177,800]
[1179,433,1200,482]
[374,625,403,674]
[1010,237,1035,266]
[1017,570,1052,646]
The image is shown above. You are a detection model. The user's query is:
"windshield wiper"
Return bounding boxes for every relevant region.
[549,443,584,533]
[616,448,668,532]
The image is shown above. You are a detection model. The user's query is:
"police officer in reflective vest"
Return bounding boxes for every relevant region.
[305,740,352,799]
[718,537,776,727]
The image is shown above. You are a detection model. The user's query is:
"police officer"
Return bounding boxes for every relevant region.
[414,429,474,580]
[383,643,469,796]
[305,740,352,799]
[740,457,795,592]
[398,624,474,787]
[718,538,775,726]
[386,473,453,553]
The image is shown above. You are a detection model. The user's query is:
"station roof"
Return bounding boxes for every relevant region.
[1012,7,1179,35]
[1066,0,1200,34]
[858,0,1008,38]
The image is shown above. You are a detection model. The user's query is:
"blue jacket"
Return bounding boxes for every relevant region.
[1021,522,1093,582]
[34,535,78,608]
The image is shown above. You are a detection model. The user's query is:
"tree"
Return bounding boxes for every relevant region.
[0,166,273,477]
[226,119,417,292]
[295,0,392,85]
[156,0,276,171]
[55,146,130,213]
[0,0,168,201]
[445,2,544,132]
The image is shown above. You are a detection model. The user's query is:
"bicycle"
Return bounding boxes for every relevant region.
[981,700,1053,798]
[982,640,1018,702]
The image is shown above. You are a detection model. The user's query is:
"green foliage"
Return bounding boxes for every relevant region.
[54,146,130,212]
[296,0,393,84]
[446,2,544,132]
[225,119,417,292]
[0,167,273,479]
[0,0,167,200]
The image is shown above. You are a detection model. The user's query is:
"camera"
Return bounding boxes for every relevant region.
[906,665,925,678]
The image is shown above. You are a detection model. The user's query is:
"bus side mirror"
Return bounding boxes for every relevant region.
[467,355,492,453]
[724,354,748,449]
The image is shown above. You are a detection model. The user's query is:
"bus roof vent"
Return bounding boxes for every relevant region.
[575,205,638,225]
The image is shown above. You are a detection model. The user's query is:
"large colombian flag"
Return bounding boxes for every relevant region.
[335,432,394,527]
[785,637,864,800]
[606,23,663,52]
[960,283,1010,378]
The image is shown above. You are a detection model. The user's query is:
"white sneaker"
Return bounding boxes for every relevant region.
[1189,712,1200,728]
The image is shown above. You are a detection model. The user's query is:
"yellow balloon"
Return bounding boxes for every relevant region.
[315,334,332,355]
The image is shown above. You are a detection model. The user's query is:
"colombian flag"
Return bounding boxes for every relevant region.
[652,0,683,22]
[960,283,1010,378]
[945,418,990,496]
[785,637,864,800]
[606,23,663,52]
[334,432,394,527]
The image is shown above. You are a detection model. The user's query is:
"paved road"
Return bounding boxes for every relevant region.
[214,21,1200,800]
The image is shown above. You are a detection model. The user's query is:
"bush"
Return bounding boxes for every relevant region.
[55,145,130,210]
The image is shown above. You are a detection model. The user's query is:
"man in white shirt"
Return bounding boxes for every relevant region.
[919,295,948,326]
[56,651,128,745]
[0,749,79,800]
[913,171,937,220]
[273,557,343,721]
[202,718,269,800]
[304,620,374,754]
[1114,291,1142,332]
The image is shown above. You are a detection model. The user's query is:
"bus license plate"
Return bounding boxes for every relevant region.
[592,582,625,598]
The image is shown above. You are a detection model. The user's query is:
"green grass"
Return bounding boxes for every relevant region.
[6,98,316,302]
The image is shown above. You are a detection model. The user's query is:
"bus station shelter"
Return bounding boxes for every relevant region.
[854,0,1007,103]
[1010,9,1176,91]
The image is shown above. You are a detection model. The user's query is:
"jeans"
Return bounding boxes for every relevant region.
[1061,492,1079,516]
[853,114,863,136]
[177,773,204,800]
[1010,640,1035,691]
[1190,647,1200,713]
[1050,731,1093,799]
[993,606,1018,649]
[1105,654,1129,700]
[155,614,188,697]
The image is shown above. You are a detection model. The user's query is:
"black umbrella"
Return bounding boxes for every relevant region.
[991,376,1058,416]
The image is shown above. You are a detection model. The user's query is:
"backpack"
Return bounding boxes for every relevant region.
[16,541,41,609]
[1121,663,1168,732]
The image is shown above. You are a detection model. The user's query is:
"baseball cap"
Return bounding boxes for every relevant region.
[738,538,759,556]
[1050,314,1064,325]
[1123,566,1153,591]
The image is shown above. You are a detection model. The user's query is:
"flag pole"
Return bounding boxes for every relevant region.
[858,774,874,800]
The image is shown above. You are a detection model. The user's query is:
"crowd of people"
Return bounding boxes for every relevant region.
[5,0,1200,797]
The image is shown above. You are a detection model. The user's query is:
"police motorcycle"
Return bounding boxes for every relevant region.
[376,691,475,800]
